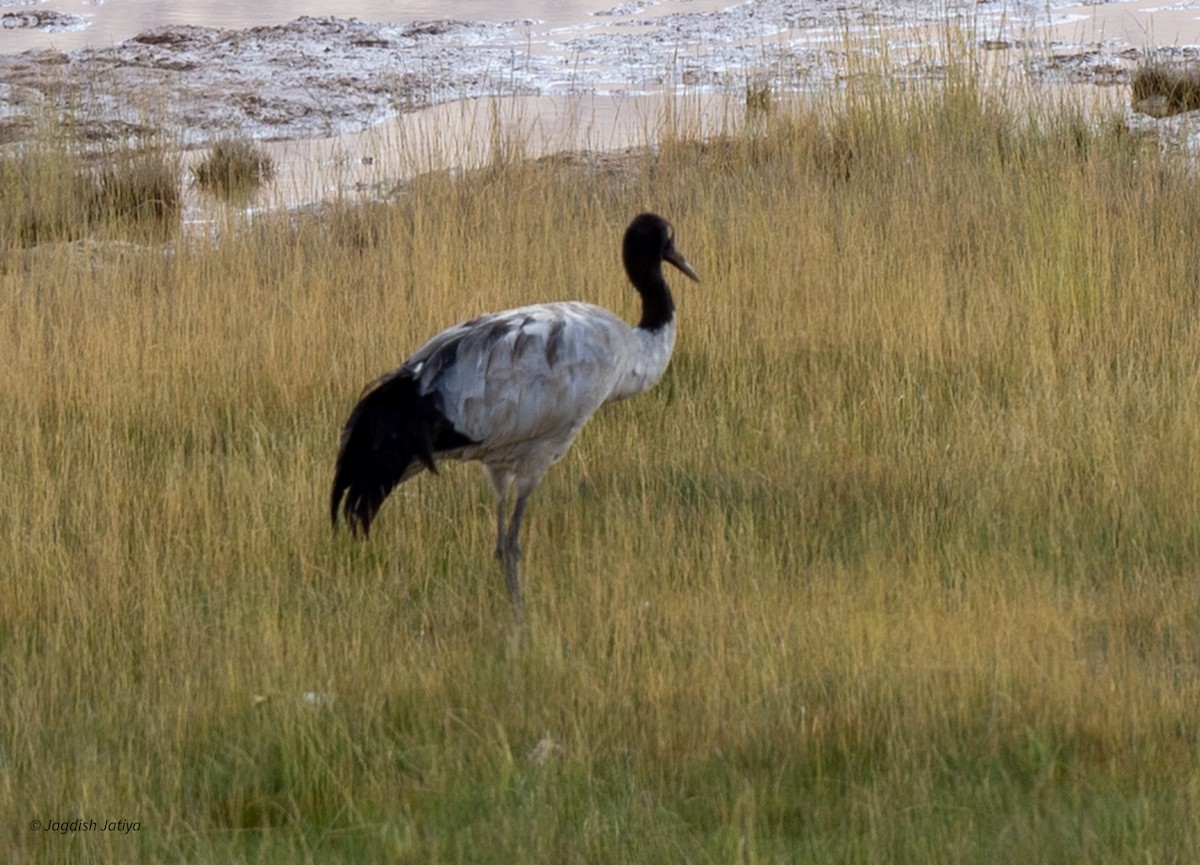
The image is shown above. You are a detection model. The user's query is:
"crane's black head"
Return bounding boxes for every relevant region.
[623,213,699,288]
[622,213,698,330]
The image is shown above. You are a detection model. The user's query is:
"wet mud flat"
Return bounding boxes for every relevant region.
[0,0,1181,149]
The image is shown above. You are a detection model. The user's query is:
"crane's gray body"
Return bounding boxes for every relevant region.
[405,301,675,487]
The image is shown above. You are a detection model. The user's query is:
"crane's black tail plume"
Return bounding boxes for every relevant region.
[330,369,475,536]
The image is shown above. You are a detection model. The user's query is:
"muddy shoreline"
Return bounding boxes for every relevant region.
[0,1,1180,149]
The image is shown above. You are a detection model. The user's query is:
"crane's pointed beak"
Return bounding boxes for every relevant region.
[664,246,700,283]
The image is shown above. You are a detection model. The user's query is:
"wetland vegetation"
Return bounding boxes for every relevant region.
[3,59,1199,863]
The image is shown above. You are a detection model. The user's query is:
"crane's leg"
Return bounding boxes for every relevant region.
[483,466,525,619]
[500,492,531,618]
[483,466,513,562]
[493,502,508,563]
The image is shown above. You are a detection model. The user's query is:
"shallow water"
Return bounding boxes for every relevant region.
[196,90,740,224]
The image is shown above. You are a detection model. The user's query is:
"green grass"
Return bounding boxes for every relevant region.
[3,64,1200,863]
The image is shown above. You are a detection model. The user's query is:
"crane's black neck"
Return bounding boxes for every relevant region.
[623,213,684,333]
[633,271,676,333]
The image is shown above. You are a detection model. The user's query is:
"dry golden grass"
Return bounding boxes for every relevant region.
[3,69,1200,863]
[0,128,180,246]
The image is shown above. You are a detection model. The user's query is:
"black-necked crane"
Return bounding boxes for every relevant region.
[330,213,699,618]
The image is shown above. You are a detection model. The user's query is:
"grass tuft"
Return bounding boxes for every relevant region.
[0,134,180,246]
[90,146,181,237]
[1131,60,1200,117]
[192,137,275,198]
